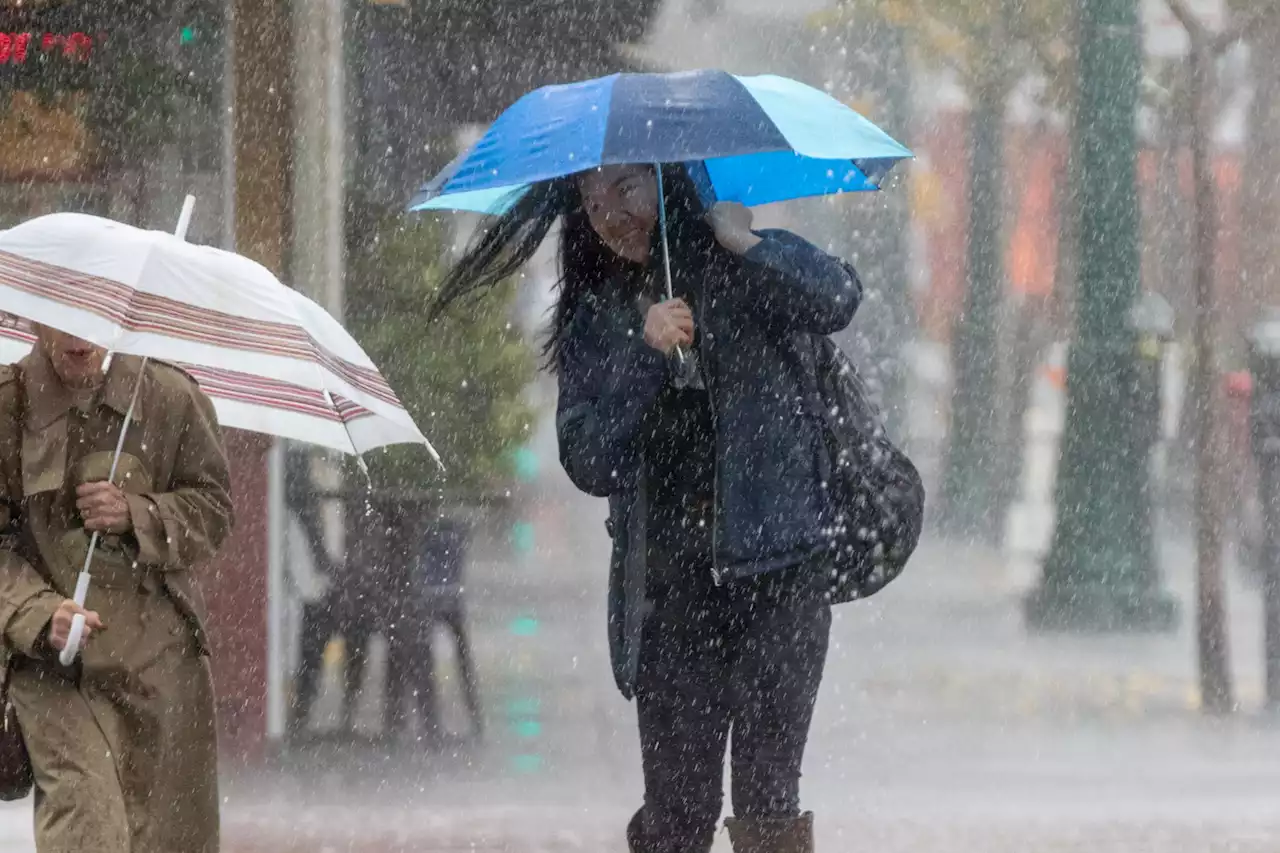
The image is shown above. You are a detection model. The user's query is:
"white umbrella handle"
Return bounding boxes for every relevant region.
[59,614,86,667]
[61,196,197,666]
[58,535,98,665]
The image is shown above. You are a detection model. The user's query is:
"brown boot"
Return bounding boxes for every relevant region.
[725,812,814,853]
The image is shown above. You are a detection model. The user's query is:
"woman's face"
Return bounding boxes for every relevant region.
[578,165,659,265]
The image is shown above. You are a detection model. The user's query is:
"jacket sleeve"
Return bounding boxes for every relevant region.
[731,229,862,335]
[0,551,59,658]
[556,315,667,498]
[0,369,58,658]
[124,385,234,569]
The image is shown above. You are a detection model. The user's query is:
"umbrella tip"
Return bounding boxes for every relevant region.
[175,196,197,241]
[425,439,444,471]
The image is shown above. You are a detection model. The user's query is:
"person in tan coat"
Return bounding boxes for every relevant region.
[0,326,233,852]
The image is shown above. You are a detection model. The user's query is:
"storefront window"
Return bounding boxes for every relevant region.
[0,0,228,240]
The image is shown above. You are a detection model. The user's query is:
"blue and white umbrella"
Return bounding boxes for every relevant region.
[408,69,913,215]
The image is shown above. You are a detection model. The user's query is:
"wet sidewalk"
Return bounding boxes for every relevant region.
[221,532,1280,851]
[1,535,1278,852]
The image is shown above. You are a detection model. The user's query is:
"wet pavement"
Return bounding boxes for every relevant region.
[207,522,1280,852]
[2,515,1279,850]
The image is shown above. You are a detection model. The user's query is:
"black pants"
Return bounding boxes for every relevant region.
[291,599,371,736]
[631,556,831,852]
[385,600,483,742]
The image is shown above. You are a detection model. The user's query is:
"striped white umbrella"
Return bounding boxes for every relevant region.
[2,316,426,458]
[0,209,435,461]
[0,200,437,666]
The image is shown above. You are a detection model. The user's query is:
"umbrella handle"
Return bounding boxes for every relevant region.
[653,163,687,367]
[61,374,143,665]
[57,570,93,666]
[59,614,86,667]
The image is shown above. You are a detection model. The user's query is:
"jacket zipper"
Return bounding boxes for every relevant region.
[698,281,725,586]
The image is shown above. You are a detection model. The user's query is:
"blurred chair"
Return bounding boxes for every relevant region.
[386,516,482,745]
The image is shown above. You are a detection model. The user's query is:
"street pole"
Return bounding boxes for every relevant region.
[938,79,1005,543]
[938,0,1018,544]
[1183,18,1232,714]
[233,0,295,745]
[1161,0,1256,715]
[1026,0,1179,632]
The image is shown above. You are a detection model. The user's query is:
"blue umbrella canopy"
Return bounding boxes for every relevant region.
[409,69,913,215]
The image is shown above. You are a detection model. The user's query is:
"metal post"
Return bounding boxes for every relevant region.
[1026,0,1179,632]
[1249,313,1280,714]
[266,438,287,740]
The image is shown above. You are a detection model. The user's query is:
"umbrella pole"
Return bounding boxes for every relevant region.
[653,163,685,365]
[59,359,148,666]
[60,195,197,666]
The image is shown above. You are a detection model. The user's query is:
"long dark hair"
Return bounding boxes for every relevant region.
[429,165,717,369]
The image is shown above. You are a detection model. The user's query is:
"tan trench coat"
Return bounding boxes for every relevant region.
[0,350,233,853]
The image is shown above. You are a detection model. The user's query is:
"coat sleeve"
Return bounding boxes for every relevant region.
[0,551,59,658]
[124,384,234,569]
[556,315,667,498]
[1,371,60,658]
[730,229,862,336]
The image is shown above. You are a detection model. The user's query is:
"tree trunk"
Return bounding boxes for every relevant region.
[939,80,1006,541]
[1029,0,1176,633]
[1187,42,1234,714]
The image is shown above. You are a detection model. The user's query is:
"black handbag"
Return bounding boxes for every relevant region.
[0,665,32,801]
[808,336,925,603]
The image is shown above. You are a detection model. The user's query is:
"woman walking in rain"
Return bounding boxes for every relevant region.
[432,163,860,853]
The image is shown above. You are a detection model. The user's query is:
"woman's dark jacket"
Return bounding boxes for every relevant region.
[555,229,861,698]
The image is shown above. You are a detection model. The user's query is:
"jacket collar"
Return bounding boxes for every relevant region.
[18,348,145,430]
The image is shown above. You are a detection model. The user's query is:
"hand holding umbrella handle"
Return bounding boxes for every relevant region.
[653,164,687,368]
[59,614,86,667]
[57,567,94,666]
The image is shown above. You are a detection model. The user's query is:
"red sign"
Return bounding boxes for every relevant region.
[0,31,94,64]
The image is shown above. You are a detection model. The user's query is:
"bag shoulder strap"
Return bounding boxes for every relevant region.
[0,364,24,507]
[0,365,24,693]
